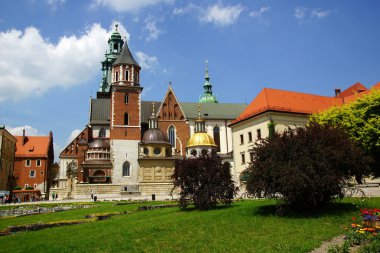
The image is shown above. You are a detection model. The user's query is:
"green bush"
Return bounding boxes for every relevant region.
[172,154,238,210]
[25,186,34,190]
[13,186,22,190]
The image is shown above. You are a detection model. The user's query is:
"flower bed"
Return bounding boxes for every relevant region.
[328,208,380,252]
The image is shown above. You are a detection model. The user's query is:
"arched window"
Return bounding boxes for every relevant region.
[124,113,129,125]
[122,161,130,177]
[115,71,119,82]
[98,128,106,138]
[125,93,129,104]
[168,125,175,147]
[125,70,129,81]
[213,126,220,152]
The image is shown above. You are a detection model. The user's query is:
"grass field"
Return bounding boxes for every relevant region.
[1,198,379,253]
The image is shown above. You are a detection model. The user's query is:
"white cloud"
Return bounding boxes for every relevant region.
[53,142,61,162]
[0,22,129,102]
[200,3,244,26]
[249,6,270,18]
[46,0,65,10]
[66,129,81,144]
[294,7,332,23]
[136,51,159,70]
[294,6,307,21]
[6,125,40,136]
[144,19,162,41]
[91,0,174,12]
[311,9,331,19]
[173,3,198,15]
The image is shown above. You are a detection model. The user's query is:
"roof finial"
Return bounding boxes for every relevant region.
[169,81,172,87]
[198,104,201,118]
[152,102,155,115]
[205,60,209,79]
[115,23,119,32]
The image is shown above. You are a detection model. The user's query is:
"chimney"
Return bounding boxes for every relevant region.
[334,89,341,97]
[22,129,26,145]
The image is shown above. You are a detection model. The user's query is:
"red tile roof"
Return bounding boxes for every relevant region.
[230,88,343,125]
[15,136,51,158]
[337,82,368,98]
[231,82,380,126]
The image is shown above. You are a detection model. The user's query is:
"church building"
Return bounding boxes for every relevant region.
[55,25,246,199]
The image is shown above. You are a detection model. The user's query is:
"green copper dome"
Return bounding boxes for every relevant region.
[199,62,218,103]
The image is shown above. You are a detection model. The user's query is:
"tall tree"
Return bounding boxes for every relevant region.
[310,89,380,175]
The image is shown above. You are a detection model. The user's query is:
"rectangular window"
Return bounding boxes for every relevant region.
[257,129,262,139]
[241,153,246,164]
[250,152,254,162]
[240,134,244,144]
[26,159,31,167]
[36,159,41,167]
[248,132,252,142]
[29,170,36,178]
[125,70,129,81]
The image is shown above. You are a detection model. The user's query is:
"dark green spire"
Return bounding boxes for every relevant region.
[199,61,218,103]
[97,23,125,97]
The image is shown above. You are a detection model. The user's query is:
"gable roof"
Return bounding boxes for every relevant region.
[15,136,51,158]
[230,88,343,126]
[337,82,368,98]
[342,82,380,103]
[156,84,187,120]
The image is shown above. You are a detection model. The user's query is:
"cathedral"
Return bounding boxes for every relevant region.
[55,25,246,199]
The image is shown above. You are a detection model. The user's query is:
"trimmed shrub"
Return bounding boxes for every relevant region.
[172,154,237,210]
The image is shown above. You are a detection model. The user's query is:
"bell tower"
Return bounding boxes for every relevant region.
[110,37,142,140]
[97,24,124,98]
[109,32,143,185]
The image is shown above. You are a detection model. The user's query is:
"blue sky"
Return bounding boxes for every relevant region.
[1,0,380,160]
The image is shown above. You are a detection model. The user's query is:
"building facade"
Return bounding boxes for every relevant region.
[229,83,380,190]
[14,130,54,198]
[0,126,17,193]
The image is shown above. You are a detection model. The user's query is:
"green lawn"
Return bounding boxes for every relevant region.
[1,198,378,253]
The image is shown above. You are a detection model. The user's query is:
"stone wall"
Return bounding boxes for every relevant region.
[139,183,178,196]
[74,184,123,199]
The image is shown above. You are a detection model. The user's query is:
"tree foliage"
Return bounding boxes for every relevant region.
[172,154,237,210]
[246,123,373,210]
[310,89,380,174]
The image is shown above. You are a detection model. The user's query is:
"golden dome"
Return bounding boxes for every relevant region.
[186,132,217,148]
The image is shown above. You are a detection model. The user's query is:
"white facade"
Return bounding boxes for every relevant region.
[231,112,309,187]
[91,125,110,138]
[111,140,140,185]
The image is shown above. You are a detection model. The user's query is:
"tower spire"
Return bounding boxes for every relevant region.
[199,60,218,103]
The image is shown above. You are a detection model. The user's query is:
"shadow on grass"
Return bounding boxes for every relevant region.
[253,202,358,218]
[176,204,235,212]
